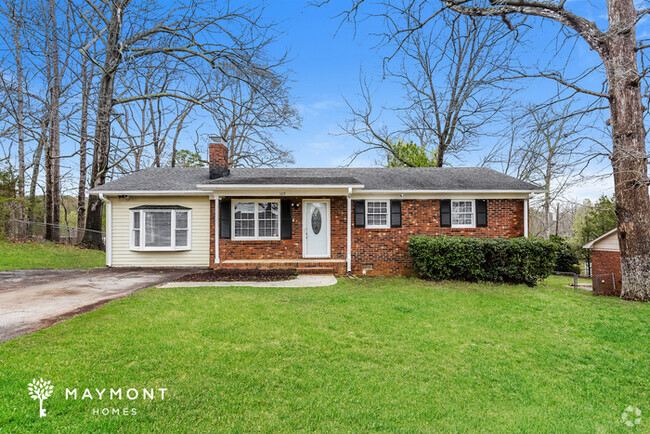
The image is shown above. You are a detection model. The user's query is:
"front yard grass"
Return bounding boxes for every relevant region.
[0,238,105,271]
[1,276,649,431]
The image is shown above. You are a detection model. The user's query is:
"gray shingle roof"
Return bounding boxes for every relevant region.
[90,166,542,193]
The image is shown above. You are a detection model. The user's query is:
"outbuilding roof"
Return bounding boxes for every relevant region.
[90,166,542,193]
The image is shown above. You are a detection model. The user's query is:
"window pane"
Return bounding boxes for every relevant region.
[175,229,188,247]
[258,202,279,237]
[234,202,255,219]
[367,201,388,226]
[234,202,255,237]
[133,230,140,247]
[175,211,188,229]
[145,211,172,247]
[133,212,140,229]
[451,201,473,226]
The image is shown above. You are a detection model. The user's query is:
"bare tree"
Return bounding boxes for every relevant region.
[111,55,198,173]
[342,12,516,167]
[205,68,299,168]
[327,0,650,301]
[442,0,650,301]
[492,105,588,238]
[79,0,288,249]
[7,1,27,233]
[44,0,62,242]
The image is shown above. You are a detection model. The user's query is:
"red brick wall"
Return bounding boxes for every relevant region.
[591,250,622,296]
[210,198,525,276]
[210,197,347,273]
[352,199,525,276]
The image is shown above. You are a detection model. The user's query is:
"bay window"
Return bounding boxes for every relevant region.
[233,200,279,240]
[130,206,191,251]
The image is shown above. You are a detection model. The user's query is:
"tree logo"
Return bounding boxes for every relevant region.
[622,406,642,427]
[27,378,53,418]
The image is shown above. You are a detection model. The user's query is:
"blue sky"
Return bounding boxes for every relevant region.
[253,1,619,201]
[265,2,384,168]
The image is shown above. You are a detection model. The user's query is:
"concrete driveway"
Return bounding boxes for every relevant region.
[0,267,194,343]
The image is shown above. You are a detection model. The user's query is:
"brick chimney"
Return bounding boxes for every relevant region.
[208,136,229,179]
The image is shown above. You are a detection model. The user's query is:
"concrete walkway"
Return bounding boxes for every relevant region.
[159,274,337,288]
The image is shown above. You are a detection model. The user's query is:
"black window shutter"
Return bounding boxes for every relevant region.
[219,199,231,239]
[440,199,451,227]
[280,199,292,239]
[354,200,365,228]
[476,199,488,227]
[390,200,402,228]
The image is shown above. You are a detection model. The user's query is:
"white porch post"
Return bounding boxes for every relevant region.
[524,198,529,238]
[214,194,220,264]
[347,188,352,273]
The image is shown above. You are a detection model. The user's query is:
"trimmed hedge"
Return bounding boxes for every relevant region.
[408,236,557,286]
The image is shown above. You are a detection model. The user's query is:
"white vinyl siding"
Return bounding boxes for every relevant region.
[110,196,210,267]
[591,231,620,252]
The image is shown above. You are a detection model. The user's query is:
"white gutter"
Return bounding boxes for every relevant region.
[89,190,208,196]
[99,193,112,267]
[196,184,365,190]
[358,189,543,194]
[347,187,352,273]
[214,194,220,264]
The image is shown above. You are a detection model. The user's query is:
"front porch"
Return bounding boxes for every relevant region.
[205,187,355,276]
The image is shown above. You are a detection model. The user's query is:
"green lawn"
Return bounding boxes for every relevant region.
[1,276,649,432]
[0,239,105,271]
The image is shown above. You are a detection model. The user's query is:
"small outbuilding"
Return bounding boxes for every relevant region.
[583,229,621,295]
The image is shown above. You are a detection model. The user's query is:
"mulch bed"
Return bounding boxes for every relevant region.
[176,269,297,282]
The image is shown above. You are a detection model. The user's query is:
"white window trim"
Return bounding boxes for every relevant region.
[365,199,390,229]
[231,200,281,241]
[130,209,192,251]
[451,199,476,228]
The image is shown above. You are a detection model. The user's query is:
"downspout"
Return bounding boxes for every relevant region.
[524,197,529,238]
[99,193,112,267]
[347,187,352,273]
[214,194,220,264]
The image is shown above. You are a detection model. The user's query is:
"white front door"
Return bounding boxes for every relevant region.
[303,200,329,258]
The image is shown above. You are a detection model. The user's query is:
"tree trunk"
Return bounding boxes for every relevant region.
[45,0,61,242]
[44,138,52,239]
[543,143,553,239]
[82,0,124,249]
[605,0,650,300]
[50,0,60,242]
[77,57,91,242]
[11,5,26,237]
[28,117,47,227]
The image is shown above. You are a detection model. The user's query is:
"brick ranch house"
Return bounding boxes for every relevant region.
[583,229,622,295]
[89,139,542,276]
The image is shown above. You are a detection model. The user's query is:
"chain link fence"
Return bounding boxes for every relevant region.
[593,273,619,296]
[5,219,105,247]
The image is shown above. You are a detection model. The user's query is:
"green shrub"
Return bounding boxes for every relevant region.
[408,236,557,286]
[549,235,581,274]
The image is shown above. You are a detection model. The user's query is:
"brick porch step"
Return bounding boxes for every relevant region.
[296,267,334,275]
